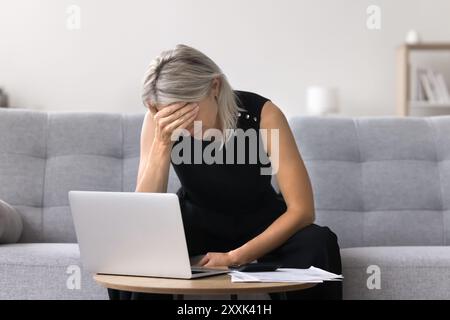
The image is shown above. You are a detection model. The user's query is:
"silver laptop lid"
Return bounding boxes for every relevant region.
[68,191,192,279]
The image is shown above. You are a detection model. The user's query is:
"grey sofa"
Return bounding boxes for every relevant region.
[1,108,449,300]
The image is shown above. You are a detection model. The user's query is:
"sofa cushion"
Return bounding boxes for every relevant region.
[0,199,23,243]
[0,243,108,299]
[0,243,267,300]
[341,246,450,299]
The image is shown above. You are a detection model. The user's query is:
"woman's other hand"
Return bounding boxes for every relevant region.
[196,251,239,268]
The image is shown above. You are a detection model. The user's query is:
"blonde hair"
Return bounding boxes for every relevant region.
[141,44,245,145]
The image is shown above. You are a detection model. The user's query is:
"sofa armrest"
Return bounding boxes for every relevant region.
[0,199,23,243]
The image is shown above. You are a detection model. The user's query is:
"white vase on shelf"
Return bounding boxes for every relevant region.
[405,30,421,44]
[306,86,339,116]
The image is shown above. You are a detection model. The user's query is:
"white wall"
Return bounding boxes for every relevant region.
[1,0,450,118]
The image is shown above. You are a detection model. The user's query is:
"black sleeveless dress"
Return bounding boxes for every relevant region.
[107,90,343,300]
[171,90,287,256]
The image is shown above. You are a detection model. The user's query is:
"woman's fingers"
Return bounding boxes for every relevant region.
[169,115,198,140]
[153,102,188,120]
[152,101,199,145]
[166,106,199,134]
[178,111,198,131]
[157,102,197,125]
[198,254,210,266]
[157,103,197,133]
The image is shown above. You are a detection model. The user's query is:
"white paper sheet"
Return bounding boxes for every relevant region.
[229,266,343,283]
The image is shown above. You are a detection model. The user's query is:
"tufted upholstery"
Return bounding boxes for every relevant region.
[289,116,450,248]
[0,109,181,243]
[2,109,449,248]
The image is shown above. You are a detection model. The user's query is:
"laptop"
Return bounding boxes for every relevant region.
[68,190,229,279]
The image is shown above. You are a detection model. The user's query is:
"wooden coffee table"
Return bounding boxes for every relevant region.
[94,273,316,300]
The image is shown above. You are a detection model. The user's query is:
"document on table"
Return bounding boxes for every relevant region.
[229,266,343,283]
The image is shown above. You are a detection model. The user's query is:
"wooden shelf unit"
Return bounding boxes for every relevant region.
[396,43,450,116]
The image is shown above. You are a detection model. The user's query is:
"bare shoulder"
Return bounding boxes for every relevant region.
[260,100,288,130]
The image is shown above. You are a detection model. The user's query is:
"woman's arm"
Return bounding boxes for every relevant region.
[135,111,171,192]
[135,111,172,193]
[135,103,200,193]
[199,101,315,267]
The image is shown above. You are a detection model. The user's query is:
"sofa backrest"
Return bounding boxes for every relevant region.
[1,109,449,247]
[289,115,450,248]
[0,109,181,243]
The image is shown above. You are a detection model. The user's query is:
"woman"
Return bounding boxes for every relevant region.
[108,44,342,300]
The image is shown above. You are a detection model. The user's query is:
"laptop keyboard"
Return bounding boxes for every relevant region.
[191,267,227,274]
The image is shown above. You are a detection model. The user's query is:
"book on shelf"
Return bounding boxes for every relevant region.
[410,66,450,105]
